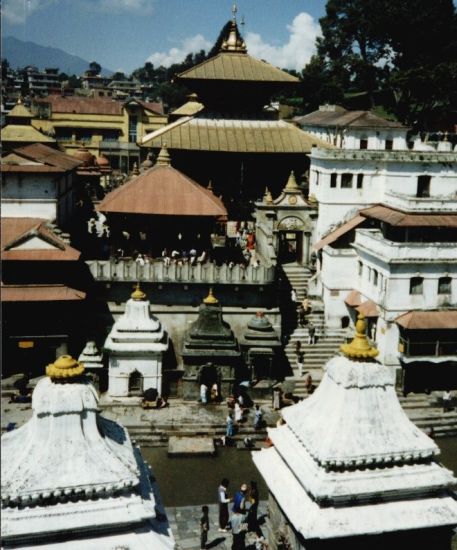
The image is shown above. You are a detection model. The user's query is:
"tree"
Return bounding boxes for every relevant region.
[2,58,10,80]
[111,71,127,81]
[89,61,101,75]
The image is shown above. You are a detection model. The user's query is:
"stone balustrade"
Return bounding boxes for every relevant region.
[86,258,276,285]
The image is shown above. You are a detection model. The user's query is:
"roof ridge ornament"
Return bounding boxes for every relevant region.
[46,354,85,380]
[285,170,299,191]
[156,142,171,166]
[203,287,219,304]
[220,7,247,54]
[264,186,273,204]
[340,314,379,360]
[131,282,146,301]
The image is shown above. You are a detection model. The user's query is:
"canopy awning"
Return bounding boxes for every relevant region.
[314,215,365,251]
[396,310,457,329]
[344,290,362,307]
[361,205,457,227]
[356,299,379,318]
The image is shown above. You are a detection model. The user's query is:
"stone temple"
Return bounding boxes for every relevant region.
[253,315,457,549]
[1,355,175,549]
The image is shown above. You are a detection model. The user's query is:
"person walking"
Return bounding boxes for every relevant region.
[200,505,209,549]
[297,351,304,378]
[308,322,316,345]
[290,289,297,304]
[234,401,243,424]
[226,413,235,441]
[294,340,301,356]
[218,478,231,532]
[253,405,263,430]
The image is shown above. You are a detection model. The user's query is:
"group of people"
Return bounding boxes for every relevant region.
[198,479,268,549]
[162,247,208,267]
[200,382,221,405]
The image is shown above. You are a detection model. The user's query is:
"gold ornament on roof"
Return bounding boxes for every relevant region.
[203,287,219,304]
[156,143,171,166]
[285,171,299,191]
[131,282,146,301]
[46,355,85,380]
[264,187,273,204]
[340,314,379,360]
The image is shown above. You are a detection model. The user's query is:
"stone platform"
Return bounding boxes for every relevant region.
[168,436,215,457]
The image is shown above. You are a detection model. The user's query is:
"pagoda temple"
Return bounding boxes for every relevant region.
[104,284,169,397]
[181,288,242,400]
[1,355,175,549]
[253,315,457,549]
[141,12,330,217]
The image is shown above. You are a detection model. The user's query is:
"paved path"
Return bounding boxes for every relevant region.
[167,501,268,549]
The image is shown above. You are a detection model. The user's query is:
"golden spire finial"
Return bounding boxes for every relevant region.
[131,282,146,301]
[203,287,219,304]
[220,6,247,53]
[156,142,171,166]
[264,186,273,204]
[340,314,379,360]
[285,170,299,191]
[17,97,23,105]
[46,354,85,380]
[232,3,238,21]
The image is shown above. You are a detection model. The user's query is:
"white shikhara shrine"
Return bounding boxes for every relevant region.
[253,316,457,547]
[105,283,169,397]
[1,355,175,549]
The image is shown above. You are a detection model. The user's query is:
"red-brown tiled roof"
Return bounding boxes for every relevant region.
[1,284,86,302]
[10,143,82,171]
[360,205,457,227]
[97,165,227,217]
[34,96,164,116]
[313,215,365,251]
[396,310,457,329]
[344,290,362,307]
[1,218,81,261]
[296,108,405,129]
[1,165,64,173]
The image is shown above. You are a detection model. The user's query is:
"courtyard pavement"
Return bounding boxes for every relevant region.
[167,501,269,549]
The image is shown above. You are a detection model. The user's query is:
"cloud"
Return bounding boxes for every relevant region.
[2,0,153,24]
[146,34,212,67]
[246,12,320,72]
[2,0,57,24]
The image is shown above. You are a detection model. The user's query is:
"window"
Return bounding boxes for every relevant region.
[385,139,393,150]
[330,173,337,188]
[341,173,353,188]
[373,270,378,285]
[315,171,320,186]
[360,139,368,150]
[409,277,423,295]
[417,175,431,198]
[358,261,363,276]
[356,174,364,189]
[438,277,452,294]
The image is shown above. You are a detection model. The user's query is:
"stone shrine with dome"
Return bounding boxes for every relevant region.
[253,315,457,549]
[104,283,169,398]
[1,355,175,549]
[181,288,242,400]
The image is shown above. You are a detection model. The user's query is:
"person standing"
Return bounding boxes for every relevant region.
[218,478,231,532]
[231,509,247,549]
[234,401,243,424]
[294,340,301,356]
[272,387,281,411]
[200,505,209,549]
[232,483,248,514]
[253,405,263,430]
[200,383,208,405]
[297,351,304,378]
[290,289,297,304]
[308,322,316,345]
[443,390,452,412]
[226,413,235,441]
[247,480,259,532]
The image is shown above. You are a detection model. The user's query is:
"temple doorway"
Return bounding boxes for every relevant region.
[279,231,303,264]
[128,370,143,395]
[198,363,220,398]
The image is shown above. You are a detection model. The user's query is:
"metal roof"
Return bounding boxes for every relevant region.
[1,124,56,143]
[97,164,227,216]
[360,205,457,227]
[142,117,330,153]
[296,108,405,129]
[33,96,164,116]
[396,310,457,329]
[314,215,365,250]
[9,143,82,171]
[177,52,299,83]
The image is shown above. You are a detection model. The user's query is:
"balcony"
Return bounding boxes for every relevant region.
[354,229,457,263]
[310,146,456,164]
[86,258,276,285]
[384,190,457,213]
[399,337,457,363]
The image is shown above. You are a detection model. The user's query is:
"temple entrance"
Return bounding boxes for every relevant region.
[279,231,303,264]
[128,370,143,395]
[198,363,221,399]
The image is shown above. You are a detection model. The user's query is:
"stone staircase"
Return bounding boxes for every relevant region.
[280,263,349,393]
[398,391,457,438]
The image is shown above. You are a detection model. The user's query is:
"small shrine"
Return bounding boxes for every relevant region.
[181,288,241,400]
[240,311,281,381]
[78,340,104,390]
[254,171,316,265]
[104,283,169,398]
[1,355,175,548]
[253,315,457,549]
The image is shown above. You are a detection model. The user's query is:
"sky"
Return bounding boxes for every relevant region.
[2,0,327,73]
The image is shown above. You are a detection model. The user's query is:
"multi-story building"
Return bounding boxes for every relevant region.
[31,96,166,172]
[26,66,61,96]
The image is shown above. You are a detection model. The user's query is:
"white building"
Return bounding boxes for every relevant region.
[1,355,175,549]
[253,317,457,549]
[105,284,169,397]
